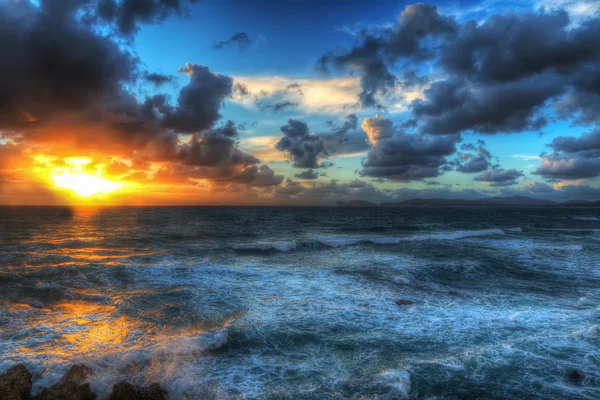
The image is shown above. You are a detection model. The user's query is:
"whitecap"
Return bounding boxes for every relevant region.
[376,370,411,399]
[573,216,599,221]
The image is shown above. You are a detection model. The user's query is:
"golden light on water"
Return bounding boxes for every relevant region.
[52,172,120,197]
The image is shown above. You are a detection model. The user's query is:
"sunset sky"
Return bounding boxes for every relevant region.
[1,0,600,205]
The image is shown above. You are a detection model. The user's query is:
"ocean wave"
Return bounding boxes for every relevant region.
[232,242,297,252]
[233,229,508,252]
[475,240,584,252]
[505,227,523,232]
[316,229,505,248]
[573,216,599,221]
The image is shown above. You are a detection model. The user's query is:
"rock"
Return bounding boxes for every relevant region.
[61,365,93,385]
[33,364,96,400]
[395,299,414,306]
[566,369,584,383]
[0,364,32,400]
[109,381,167,400]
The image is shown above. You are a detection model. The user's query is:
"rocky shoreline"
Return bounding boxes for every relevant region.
[0,364,167,400]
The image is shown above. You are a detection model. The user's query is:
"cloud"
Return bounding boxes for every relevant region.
[276,119,327,169]
[474,168,524,186]
[0,1,283,199]
[94,0,198,36]
[455,140,494,173]
[502,181,600,201]
[318,3,456,109]
[320,114,369,158]
[212,32,251,51]
[360,115,459,181]
[535,129,600,179]
[155,63,234,133]
[239,136,287,162]
[523,181,555,192]
[144,72,175,86]
[320,5,600,137]
[232,76,360,114]
[295,169,320,180]
[412,75,562,135]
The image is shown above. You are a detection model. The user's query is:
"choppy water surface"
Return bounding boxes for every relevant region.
[1,206,599,399]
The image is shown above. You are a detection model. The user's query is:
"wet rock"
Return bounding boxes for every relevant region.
[109,381,167,400]
[0,364,32,400]
[566,369,584,383]
[33,364,96,400]
[395,299,414,306]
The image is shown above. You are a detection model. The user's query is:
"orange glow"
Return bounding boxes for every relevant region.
[52,172,120,197]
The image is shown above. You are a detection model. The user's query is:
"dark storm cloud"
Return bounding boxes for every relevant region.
[177,121,259,167]
[158,63,233,133]
[295,169,320,180]
[0,1,280,189]
[229,165,284,187]
[276,119,327,169]
[144,72,175,86]
[212,32,251,51]
[474,168,524,186]
[455,140,493,173]
[95,0,198,36]
[360,115,458,181]
[0,0,135,133]
[535,129,600,179]
[550,129,600,154]
[411,75,562,135]
[317,3,456,109]
[438,11,599,82]
[321,5,600,137]
[535,153,600,179]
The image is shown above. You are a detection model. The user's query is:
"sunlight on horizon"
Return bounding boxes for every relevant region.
[52,172,120,197]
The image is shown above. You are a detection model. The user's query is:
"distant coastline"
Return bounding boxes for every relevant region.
[337,196,600,208]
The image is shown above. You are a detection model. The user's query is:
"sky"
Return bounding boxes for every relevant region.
[1,0,600,205]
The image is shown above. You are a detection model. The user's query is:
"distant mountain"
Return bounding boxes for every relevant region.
[339,196,600,207]
[336,200,378,207]
[560,200,600,207]
[381,198,489,207]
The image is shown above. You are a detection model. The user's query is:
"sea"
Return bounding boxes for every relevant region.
[0,206,599,399]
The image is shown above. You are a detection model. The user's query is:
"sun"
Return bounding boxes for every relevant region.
[52,172,120,197]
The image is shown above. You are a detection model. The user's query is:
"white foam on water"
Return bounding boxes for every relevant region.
[316,237,361,248]
[573,216,599,221]
[376,370,411,399]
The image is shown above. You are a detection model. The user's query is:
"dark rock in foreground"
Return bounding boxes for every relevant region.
[0,365,167,400]
[109,381,167,400]
[33,364,96,400]
[395,299,415,306]
[0,364,32,400]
